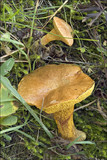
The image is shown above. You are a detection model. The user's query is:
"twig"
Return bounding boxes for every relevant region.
[90,107,107,121]
[74,99,96,112]
[42,0,68,29]
[94,121,107,126]
[88,11,102,26]
[0,26,21,41]
[43,57,99,65]
[0,48,25,60]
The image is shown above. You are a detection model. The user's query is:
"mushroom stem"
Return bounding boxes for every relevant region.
[41,29,60,46]
[54,106,86,141]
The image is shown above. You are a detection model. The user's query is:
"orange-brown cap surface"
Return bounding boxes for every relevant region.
[18,64,95,113]
[53,17,73,46]
[40,17,74,46]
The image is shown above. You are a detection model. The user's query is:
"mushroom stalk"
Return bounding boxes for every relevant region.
[54,106,86,141]
[41,29,60,46]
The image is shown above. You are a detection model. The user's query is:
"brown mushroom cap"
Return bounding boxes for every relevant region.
[40,17,74,46]
[53,17,73,46]
[18,64,95,113]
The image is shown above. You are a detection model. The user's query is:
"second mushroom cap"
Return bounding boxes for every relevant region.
[41,17,74,46]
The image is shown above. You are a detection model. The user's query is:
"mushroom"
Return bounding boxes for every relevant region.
[18,64,95,141]
[33,17,73,46]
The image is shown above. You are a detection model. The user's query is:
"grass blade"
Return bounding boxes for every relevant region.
[0,124,25,134]
[66,136,81,149]
[0,38,24,46]
[15,129,36,141]
[74,141,95,145]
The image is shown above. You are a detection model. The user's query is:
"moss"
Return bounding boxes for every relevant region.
[23,133,51,160]
[74,101,107,159]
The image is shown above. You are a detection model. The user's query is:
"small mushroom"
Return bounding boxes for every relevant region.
[18,64,95,141]
[41,17,73,46]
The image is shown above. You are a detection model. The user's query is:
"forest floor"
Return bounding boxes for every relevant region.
[0,0,107,160]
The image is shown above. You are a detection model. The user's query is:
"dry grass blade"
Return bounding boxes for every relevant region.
[74,100,96,112]
[42,0,68,29]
